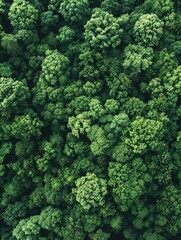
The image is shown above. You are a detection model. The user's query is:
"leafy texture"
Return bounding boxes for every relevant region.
[0,1,180,240]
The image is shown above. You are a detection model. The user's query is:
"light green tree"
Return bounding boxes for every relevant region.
[73,173,108,210]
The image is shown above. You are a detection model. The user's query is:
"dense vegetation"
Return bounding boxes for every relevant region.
[0,0,181,239]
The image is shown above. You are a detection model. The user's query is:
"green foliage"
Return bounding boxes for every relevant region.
[61,206,86,240]
[143,232,165,240]
[0,0,5,14]
[13,216,41,239]
[89,98,105,119]
[0,1,180,240]
[68,95,91,115]
[59,0,90,22]
[0,63,12,78]
[87,125,109,156]
[36,134,63,172]
[2,202,27,227]
[40,49,68,86]
[123,44,154,76]
[108,73,133,102]
[57,26,75,45]
[10,110,43,140]
[110,113,129,133]
[108,158,151,211]
[83,213,102,233]
[1,34,22,56]
[9,0,38,30]
[104,99,120,114]
[91,229,110,240]
[48,0,61,11]
[84,9,123,49]
[164,65,181,97]
[125,116,166,153]
[153,48,179,79]
[40,11,59,29]
[41,102,66,125]
[143,0,174,18]
[112,142,133,163]
[73,173,107,210]
[28,186,45,209]
[101,0,122,15]
[156,186,181,235]
[123,97,146,118]
[164,12,181,35]
[110,215,123,230]
[170,41,181,59]
[134,14,164,47]
[0,143,12,176]
[38,206,62,231]
[16,30,39,45]
[83,81,102,96]
[68,112,91,138]
[0,77,30,118]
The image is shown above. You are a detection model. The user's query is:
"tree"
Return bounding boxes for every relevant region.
[12,216,41,239]
[38,206,62,232]
[68,112,91,138]
[0,0,181,239]
[87,125,109,156]
[84,9,123,49]
[143,0,174,18]
[2,202,27,228]
[10,110,43,140]
[0,0,5,14]
[123,44,154,77]
[0,77,30,118]
[91,229,110,240]
[40,50,69,86]
[164,65,181,98]
[28,186,45,209]
[133,14,164,47]
[1,34,22,56]
[101,0,122,16]
[156,185,181,236]
[73,173,108,210]
[0,143,12,176]
[108,158,151,211]
[8,0,38,30]
[123,98,146,119]
[104,99,120,114]
[108,73,133,103]
[125,116,167,154]
[16,29,39,45]
[57,26,75,45]
[83,213,102,233]
[59,0,90,22]
[61,205,86,240]
[40,11,59,31]
[170,41,181,60]
[110,113,129,133]
[0,62,12,78]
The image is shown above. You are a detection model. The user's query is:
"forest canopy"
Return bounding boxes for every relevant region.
[0,0,181,239]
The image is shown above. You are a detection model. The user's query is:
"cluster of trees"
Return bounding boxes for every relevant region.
[0,0,181,239]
